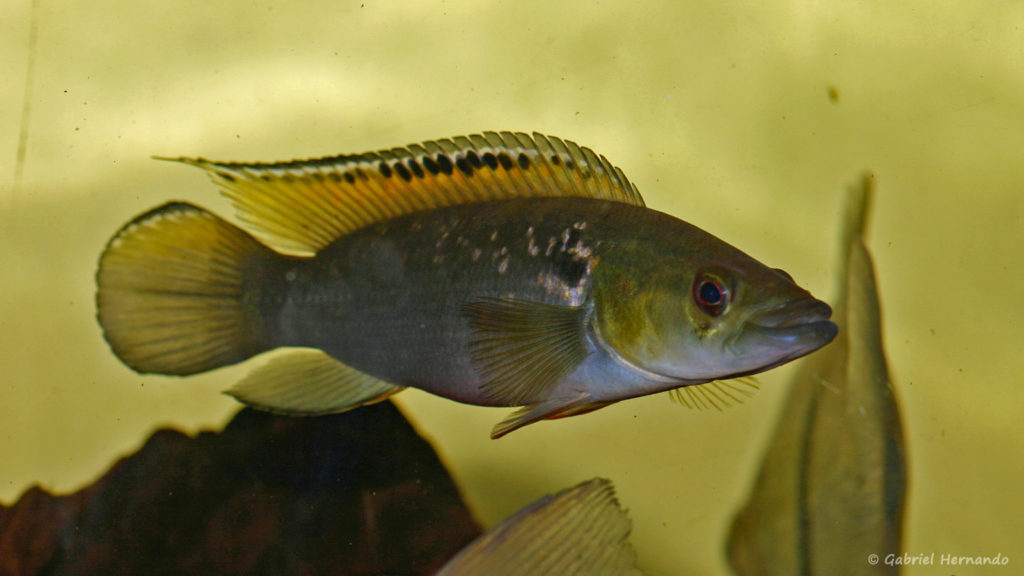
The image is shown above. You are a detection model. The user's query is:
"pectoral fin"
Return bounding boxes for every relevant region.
[491,395,614,439]
[464,297,591,407]
[226,349,405,415]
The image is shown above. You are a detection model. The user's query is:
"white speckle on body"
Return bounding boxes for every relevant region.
[570,240,592,259]
[435,230,450,250]
[535,263,591,306]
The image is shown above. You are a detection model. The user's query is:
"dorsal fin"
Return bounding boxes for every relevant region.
[159,131,645,254]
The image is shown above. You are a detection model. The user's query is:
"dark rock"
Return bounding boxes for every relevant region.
[0,402,482,576]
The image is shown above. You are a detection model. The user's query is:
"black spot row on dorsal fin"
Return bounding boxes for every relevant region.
[162,131,644,255]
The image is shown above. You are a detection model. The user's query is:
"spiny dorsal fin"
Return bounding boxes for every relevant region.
[226,349,405,415]
[464,297,590,407]
[159,131,645,255]
[436,478,643,575]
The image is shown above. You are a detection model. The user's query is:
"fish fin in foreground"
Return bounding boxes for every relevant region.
[96,202,277,375]
[464,297,591,406]
[157,131,645,255]
[436,478,644,576]
[490,395,614,439]
[226,348,405,415]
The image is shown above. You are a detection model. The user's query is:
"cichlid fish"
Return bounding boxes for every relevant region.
[96,131,837,438]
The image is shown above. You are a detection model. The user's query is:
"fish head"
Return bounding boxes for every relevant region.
[594,253,838,383]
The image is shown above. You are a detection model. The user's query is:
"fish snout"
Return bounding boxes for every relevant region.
[741,298,838,355]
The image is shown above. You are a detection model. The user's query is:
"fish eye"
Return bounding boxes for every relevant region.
[693,272,730,317]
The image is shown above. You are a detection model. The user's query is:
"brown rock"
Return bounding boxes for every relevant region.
[0,402,481,576]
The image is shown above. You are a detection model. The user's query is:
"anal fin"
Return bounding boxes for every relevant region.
[227,349,405,415]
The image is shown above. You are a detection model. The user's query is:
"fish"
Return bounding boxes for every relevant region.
[726,173,907,575]
[95,131,838,438]
[437,478,643,575]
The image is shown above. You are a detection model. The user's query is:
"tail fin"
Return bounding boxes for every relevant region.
[96,202,278,375]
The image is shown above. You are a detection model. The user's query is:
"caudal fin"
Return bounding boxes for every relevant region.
[96,202,278,375]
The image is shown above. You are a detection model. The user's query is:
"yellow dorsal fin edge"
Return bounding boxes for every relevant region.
[159,131,644,254]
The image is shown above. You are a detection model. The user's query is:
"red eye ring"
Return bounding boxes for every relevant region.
[693,273,729,317]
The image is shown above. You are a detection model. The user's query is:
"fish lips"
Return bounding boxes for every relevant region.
[735,299,839,367]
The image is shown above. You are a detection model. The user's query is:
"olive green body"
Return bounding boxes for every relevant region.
[257,197,754,406]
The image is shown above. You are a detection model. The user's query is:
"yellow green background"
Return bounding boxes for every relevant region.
[3,1,1021,574]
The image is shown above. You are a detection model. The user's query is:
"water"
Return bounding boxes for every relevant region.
[3,1,1022,573]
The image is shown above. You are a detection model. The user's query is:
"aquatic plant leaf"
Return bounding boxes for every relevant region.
[726,173,907,575]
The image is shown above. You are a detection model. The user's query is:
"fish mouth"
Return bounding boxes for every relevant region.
[751,298,835,330]
[735,299,838,366]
